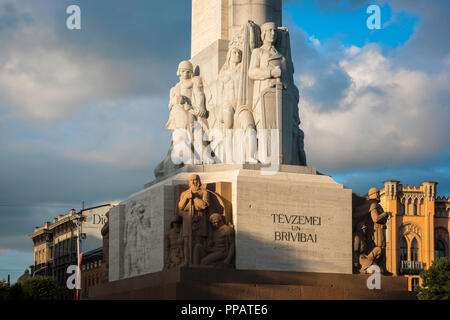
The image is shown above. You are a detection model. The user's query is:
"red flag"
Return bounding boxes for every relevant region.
[73,253,83,300]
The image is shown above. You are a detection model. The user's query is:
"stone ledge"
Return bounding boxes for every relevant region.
[89,267,415,300]
[145,164,318,188]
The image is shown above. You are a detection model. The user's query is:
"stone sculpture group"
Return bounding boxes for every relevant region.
[155,20,307,178]
[353,187,392,274]
[165,174,235,269]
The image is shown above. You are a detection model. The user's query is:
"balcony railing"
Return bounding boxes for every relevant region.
[399,260,423,275]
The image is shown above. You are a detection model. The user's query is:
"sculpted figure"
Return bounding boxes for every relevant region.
[155,61,210,177]
[123,200,146,277]
[123,201,139,277]
[193,213,235,267]
[248,22,284,130]
[216,23,259,163]
[368,187,391,273]
[248,22,306,165]
[166,60,208,132]
[353,221,382,274]
[137,205,151,271]
[218,46,246,130]
[166,60,194,132]
[164,215,184,269]
[177,174,210,266]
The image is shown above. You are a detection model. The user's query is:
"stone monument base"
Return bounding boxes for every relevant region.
[110,165,354,281]
[89,267,416,300]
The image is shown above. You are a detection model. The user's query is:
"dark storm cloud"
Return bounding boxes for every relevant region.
[332,150,450,197]
[0,0,188,253]
[0,0,191,123]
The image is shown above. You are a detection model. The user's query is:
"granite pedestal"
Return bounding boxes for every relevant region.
[90,267,416,300]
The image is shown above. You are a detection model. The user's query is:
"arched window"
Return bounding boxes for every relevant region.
[413,200,417,215]
[435,240,446,260]
[400,200,405,215]
[418,200,422,215]
[400,237,408,261]
[406,199,411,215]
[411,238,419,261]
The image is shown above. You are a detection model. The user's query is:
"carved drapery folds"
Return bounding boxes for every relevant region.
[155,20,307,178]
[123,200,152,278]
[164,175,235,269]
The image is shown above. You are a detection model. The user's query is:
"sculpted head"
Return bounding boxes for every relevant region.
[368,187,380,201]
[209,213,224,229]
[170,215,182,231]
[189,174,201,191]
[358,221,368,234]
[261,22,277,44]
[177,60,193,80]
[230,47,242,64]
[134,203,145,221]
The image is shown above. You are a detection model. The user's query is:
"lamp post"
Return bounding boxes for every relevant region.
[72,213,86,300]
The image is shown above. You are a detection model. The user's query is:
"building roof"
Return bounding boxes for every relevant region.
[29,202,114,239]
[82,247,103,257]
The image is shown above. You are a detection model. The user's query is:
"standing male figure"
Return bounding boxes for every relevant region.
[177,174,210,266]
[248,22,284,130]
[368,187,391,273]
[248,22,306,165]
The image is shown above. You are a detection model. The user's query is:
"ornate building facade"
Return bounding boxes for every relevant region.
[80,247,103,299]
[380,180,450,291]
[29,202,113,299]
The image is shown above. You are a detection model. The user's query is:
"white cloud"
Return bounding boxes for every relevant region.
[345,45,361,57]
[301,44,450,171]
[308,35,321,47]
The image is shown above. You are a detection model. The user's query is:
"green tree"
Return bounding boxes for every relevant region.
[417,257,450,300]
[20,276,58,300]
[0,280,9,300]
[8,282,24,300]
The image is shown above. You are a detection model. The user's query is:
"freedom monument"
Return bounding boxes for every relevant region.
[90,0,415,300]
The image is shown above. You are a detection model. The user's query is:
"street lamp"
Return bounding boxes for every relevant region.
[72,213,86,300]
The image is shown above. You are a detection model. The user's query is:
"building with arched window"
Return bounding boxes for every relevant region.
[380,181,450,291]
[29,202,113,299]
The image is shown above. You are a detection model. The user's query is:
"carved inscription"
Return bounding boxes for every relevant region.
[271,213,322,243]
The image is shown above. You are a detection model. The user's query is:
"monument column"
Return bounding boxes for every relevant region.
[190,0,283,88]
[228,0,282,33]
[191,0,282,57]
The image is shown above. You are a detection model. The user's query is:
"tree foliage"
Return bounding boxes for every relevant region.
[0,276,58,300]
[20,276,59,300]
[417,257,450,300]
[0,280,9,300]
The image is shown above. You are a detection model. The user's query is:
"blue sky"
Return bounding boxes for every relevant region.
[285,1,421,49]
[0,0,449,282]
